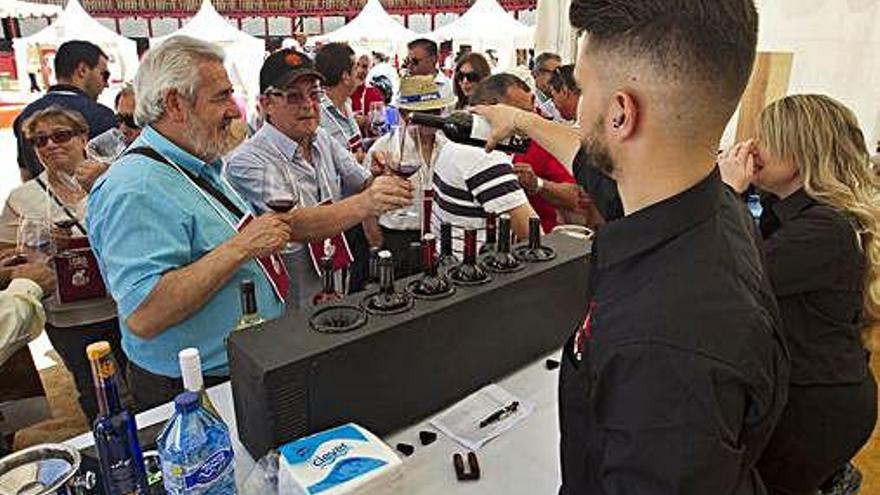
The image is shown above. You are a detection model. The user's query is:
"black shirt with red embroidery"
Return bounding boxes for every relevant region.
[559,168,790,494]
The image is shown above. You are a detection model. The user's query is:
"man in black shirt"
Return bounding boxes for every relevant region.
[475,1,790,493]
[14,40,116,181]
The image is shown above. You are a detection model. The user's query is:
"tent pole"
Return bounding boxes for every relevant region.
[147,18,153,38]
[264,16,269,37]
[114,17,121,35]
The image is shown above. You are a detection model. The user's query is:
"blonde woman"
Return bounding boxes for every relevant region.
[0,106,125,423]
[720,94,879,495]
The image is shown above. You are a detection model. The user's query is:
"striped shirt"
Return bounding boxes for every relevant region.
[431,141,528,256]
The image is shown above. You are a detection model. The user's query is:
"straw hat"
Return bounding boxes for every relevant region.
[395,75,456,111]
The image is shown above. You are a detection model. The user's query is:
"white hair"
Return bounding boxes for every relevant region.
[134,35,226,126]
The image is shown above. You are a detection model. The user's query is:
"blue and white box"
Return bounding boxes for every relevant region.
[278,423,403,495]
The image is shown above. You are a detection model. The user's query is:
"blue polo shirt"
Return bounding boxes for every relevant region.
[87,126,284,377]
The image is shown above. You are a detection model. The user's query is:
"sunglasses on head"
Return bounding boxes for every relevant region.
[116,112,139,129]
[456,71,481,83]
[28,129,79,148]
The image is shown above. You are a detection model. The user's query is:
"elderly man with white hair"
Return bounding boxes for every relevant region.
[88,36,411,410]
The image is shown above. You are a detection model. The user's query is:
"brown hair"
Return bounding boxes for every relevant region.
[453,52,491,110]
[569,0,758,127]
[22,105,89,139]
[757,94,880,326]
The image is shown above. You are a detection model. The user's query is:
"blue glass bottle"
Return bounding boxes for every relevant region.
[87,341,148,494]
[158,391,237,495]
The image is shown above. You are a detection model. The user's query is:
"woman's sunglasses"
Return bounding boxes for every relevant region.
[28,129,79,148]
[456,71,482,83]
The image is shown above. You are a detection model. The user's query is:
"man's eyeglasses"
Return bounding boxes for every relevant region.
[456,71,482,83]
[28,129,79,148]
[265,87,325,107]
[101,70,111,82]
[117,113,139,129]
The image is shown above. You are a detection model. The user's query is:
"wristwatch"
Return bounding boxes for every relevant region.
[535,177,544,193]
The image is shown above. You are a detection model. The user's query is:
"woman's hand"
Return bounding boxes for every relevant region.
[718,140,756,194]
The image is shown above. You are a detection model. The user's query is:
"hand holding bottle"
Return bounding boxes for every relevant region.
[470,104,529,153]
[231,213,291,258]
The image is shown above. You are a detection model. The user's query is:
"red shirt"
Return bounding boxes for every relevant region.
[513,142,576,233]
[352,85,385,115]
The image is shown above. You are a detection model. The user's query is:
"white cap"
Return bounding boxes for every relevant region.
[179,348,203,393]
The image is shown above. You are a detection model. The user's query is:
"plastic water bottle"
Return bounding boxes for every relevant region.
[157,391,237,494]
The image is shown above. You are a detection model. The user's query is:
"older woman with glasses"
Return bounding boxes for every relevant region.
[453,53,492,110]
[0,105,126,423]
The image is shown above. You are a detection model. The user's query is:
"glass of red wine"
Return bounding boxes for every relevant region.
[385,124,426,220]
[263,163,300,253]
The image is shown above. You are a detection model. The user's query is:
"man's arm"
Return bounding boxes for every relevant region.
[126,214,291,339]
[0,277,47,366]
[514,163,579,210]
[472,104,582,172]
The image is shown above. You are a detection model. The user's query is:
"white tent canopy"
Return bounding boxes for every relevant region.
[152,0,265,113]
[1,0,62,19]
[533,0,577,64]
[308,0,417,56]
[428,0,534,69]
[12,0,139,95]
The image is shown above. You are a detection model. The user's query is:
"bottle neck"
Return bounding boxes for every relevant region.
[241,286,258,317]
[410,112,447,129]
[528,218,541,249]
[463,229,477,264]
[379,258,395,294]
[440,224,453,255]
[321,257,335,294]
[485,214,497,243]
[423,237,437,276]
[498,219,511,253]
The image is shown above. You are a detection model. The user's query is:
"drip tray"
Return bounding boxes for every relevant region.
[513,246,557,262]
[362,292,415,315]
[406,277,456,300]
[309,305,368,334]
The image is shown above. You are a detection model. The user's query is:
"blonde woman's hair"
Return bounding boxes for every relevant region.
[22,105,89,138]
[756,94,880,326]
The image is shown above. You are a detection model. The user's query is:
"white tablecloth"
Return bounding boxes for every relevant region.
[66,351,563,494]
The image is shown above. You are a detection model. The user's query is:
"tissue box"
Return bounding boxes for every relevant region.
[278,423,403,495]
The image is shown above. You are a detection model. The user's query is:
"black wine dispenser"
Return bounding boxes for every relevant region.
[228,233,589,458]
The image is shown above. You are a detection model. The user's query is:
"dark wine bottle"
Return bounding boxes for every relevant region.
[407,233,454,299]
[407,240,423,276]
[410,111,530,154]
[481,213,524,273]
[88,341,149,494]
[479,212,497,255]
[364,246,380,291]
[363,250,413,314]
[422,188,433,236]
[313,255,344,306]
[449,228,491,286]
[513,217,557,262]
[437,222,459,274]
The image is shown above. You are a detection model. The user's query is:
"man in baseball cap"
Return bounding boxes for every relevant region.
[225,48,413,308]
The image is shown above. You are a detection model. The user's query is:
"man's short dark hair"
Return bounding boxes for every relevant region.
[54,40,107,80]
[569,0,758,122]
[549,65,579,94]
[533,52,562,72]
[470,73,532,106]
[315,42,355,87]
[408,38,438,58]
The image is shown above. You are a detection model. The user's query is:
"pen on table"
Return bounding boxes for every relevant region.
[478,401,519,428]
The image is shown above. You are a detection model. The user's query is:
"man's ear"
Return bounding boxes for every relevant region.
[162,89,188,124]
[608,91,638,141]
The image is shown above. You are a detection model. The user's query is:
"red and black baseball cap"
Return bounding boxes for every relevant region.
[260,48,324,94]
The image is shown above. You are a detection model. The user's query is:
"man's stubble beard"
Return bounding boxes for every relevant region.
[186,107,237,163]
[582,113,615,177]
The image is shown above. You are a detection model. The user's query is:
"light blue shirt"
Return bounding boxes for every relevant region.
[87,126,284,377]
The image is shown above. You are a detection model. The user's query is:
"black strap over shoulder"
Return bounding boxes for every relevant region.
[34,176,88,235]
[126,146,245,220]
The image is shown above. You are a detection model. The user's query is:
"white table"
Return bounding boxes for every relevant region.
[66,351,563,494]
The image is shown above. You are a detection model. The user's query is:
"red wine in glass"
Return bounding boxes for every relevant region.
[394,162,421,179]
[266,198,295,213]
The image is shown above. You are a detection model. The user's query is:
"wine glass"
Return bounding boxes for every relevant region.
[17,214,52,262]
[385,124,426,220]
[263,163,300,253]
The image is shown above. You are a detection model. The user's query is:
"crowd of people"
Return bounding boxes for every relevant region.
[1,0,879,494]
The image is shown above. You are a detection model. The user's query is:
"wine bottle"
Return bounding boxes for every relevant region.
[313,255,344,306]
[449,228,491,286]
[363,250,413,314]
[437,222,458,274]
[422,188,434,236]
[235,279,265,331]
[407,233,454,299]
[407,240,423,276]
[179,347,220,420]
[88,341,149,494]
[364,246,380,291]
[481,213,524,273]
[410,111,530,154]
[513,217,556,262]
[479,212,497,255]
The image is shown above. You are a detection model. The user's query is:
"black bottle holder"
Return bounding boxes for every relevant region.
[406,275,456,300]
[362,291,415,315]
[481,251,525,273]
[514,218,557,262]
[309,304,368,334]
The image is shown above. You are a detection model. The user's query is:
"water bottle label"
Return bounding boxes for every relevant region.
[183,448,234,489]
